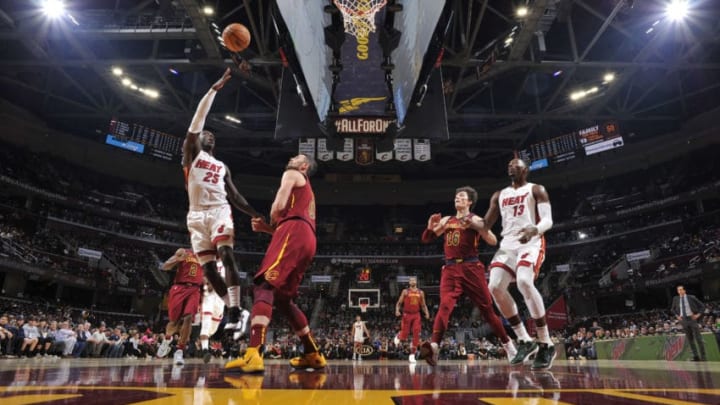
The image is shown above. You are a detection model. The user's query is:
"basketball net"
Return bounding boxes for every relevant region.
[360,302,368,313]
[333,0,387,40]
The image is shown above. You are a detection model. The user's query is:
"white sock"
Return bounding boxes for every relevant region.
[536,324,554,346]
[512,323,532,342]
[227,286,240,308]
[201,339,209,350]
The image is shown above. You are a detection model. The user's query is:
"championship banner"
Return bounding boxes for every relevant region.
[394,139,412,161]
[376,149,393,162]
[317,139,334,161]
[413,139,431,161]
[335,7,388,118]
[337,138,354,161]
[355,139,374,165]
[298,138,316,159]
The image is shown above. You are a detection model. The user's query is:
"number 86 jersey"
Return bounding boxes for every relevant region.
[498,182,540,250]
[187,150,227,210]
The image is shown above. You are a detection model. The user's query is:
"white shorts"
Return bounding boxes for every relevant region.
[187,205,234,263]
[354,336,365,344]
[489,238,546,280]
[200,292,225,337]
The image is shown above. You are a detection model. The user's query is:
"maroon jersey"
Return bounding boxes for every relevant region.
[173,252,204,285]
[403,288,423,314]
[443,216,480,259]
[278,173,316,231]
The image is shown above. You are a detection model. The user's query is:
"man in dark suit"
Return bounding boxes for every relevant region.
[670,285,706,361]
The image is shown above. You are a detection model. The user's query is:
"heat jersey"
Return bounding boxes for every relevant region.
[187,150,227,210]
[498,182,541,249]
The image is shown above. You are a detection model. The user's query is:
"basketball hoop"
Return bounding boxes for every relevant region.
[333,0,387,40]
[359,302,368,313]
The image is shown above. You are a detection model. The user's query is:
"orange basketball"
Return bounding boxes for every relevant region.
[222,23,251,52]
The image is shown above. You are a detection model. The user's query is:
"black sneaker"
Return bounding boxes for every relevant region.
[510,340,539,365]
[202,349,212,364]
[531,344,556,370]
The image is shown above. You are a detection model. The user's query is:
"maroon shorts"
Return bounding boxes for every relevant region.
[399,312,422,340]
[255,219,316,298]
[440,261,493,310]
[167,284,201,322]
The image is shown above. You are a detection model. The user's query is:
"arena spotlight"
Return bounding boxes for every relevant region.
[603,72,615,83]
[121,78,132,87]
[112,67,123,76]
[666,0,688,21]
[225,115,242,124]
[202,6,214,16]
[570,90,587,101]
[42,0,65,18]
[516,6,528,18]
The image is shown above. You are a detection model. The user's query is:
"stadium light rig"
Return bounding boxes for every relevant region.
[42,0,65,18]
[666,0,689,21]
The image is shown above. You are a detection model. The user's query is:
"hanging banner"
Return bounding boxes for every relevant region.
[337,138,354,161]
[546,296,569,330]
[413,139,431,161]
[394,139,412,162]
[355,139,374,165]
[317,139,334,161]
[298,138,316,159]
[376,149,393,162]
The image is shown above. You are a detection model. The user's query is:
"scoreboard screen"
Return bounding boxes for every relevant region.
[106,119,181,162]
[520,121,623,170]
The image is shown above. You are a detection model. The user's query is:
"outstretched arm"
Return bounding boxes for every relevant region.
[183,68,232,168]
[224,166,262,218]
[162,248,186,270]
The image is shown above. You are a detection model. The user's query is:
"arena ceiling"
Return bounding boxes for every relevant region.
[0,0,719,179]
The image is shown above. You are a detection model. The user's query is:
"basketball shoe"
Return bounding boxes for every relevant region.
[531,344,556,370]
[225,347,264,373]
[510,340,539,365]
[173,349,184,366]
[289,351,327,370]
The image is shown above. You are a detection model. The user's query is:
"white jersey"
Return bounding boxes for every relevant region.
[353,321,366,341]
[498,182,542,250]
[187,150,228,210]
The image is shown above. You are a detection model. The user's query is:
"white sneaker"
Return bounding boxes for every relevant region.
[157,338,171,358]
[503,340,518,363]
[173,349,184,366]
[233,309,251,340]
[408,353,417,363]
[393,334,400,346]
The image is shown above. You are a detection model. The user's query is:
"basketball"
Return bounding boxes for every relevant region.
[222,23,251,52]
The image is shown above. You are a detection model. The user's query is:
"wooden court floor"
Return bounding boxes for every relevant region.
[0,358,718,404]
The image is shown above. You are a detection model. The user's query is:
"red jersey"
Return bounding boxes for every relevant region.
[443,216,480,259]
[173,252,204,285]
[403,288,423,314]
[278,172,316,232]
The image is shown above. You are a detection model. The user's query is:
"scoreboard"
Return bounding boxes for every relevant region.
[520,121,624,171]
[105,119,181,161]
